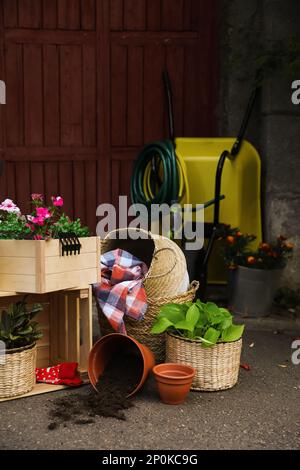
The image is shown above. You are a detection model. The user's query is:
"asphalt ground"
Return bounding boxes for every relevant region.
[0,330,300,450]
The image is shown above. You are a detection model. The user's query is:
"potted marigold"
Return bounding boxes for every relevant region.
[0,195,100,293]
[0,296,43,398]
[219,226,294,317]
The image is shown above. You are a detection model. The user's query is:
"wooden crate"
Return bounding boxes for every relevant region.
[0,237,101,293]
[0,286,93,403]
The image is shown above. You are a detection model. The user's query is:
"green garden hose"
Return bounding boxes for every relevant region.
[130,140,189,208]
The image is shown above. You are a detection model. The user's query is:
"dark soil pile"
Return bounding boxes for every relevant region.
[48,351,143,429]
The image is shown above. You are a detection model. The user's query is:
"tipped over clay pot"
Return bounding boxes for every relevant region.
[152,362,196,405]
[88,333,155,398]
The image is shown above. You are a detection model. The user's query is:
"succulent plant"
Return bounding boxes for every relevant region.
[0,296,43,350]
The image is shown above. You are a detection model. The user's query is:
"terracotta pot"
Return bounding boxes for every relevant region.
[152,362,195,405]
[88,333,155,397]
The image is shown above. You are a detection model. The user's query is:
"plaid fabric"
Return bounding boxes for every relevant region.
[93,248,148,334]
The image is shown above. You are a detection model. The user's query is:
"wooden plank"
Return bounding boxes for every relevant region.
[84,160,97,234]
[0,257,36,275]
[146,0,161,31]
[58,162,73,218]
[60,45,82,146]
[0,274,36,293]
[166,45,184,136]
[79,286,92,372]
[45,253,97,275]
[5,43,23,146]
[18,0,42,29]
[35,240,45,293]
[43,45,60,146]
[110,45,127,146]
[3,0,18,28]
[5,30,95,44]
[50,292,69,364]
[58,0,80,30]
[45,268,98,293]
[96,0,111,205]
[30,162,45,195]
[124,0,146,31]
[42,0,57,29]
[110,0,123,31]
[82,44,96,147]
[161,0,184,31]
[66,293,80,362]
[73,161,85,221]
[81,0,96,30]
[5,162,16,200]
[143,44,165,142]
[44,162,59,201]
[183,44,202,136]
[23,44,43,146]
[127,46,143,146]
[15,161,30,214]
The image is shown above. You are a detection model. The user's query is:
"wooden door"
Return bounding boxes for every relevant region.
[0,0,217,233]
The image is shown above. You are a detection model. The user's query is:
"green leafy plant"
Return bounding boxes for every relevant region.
[151,300,244,347]
[52,214,90,238]
[0,296,43,350]
[0,212,31,240]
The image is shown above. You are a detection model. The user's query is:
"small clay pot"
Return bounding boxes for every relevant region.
[88,333,155,397]
[152,362,196,405]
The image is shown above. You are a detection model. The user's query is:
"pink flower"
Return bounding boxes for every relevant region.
[31,193,43,202]
[31,216,44,226]
[25,223,35,232]
[36,207,51,219]
[0,198,20,213]
[34,234,43,240]
[51,196,64,207]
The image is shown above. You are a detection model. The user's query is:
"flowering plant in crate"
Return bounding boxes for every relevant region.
[0,194,89,240]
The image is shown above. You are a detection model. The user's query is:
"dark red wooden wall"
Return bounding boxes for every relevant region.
[0,0,217,233]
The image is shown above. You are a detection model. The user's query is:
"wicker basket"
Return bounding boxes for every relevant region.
[101,228,188,299]
[98,281,199,363]
[166,333,242,391]
[0,343,37,398]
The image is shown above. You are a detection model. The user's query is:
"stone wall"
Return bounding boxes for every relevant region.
[218,0,300,287]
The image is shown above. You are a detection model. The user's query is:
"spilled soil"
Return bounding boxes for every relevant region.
[48,351,143,429]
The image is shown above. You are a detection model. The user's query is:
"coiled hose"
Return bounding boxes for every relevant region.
[130,140,189,208]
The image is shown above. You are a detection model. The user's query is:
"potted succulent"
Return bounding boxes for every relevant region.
[0,296,43,398]
[151,300,244,391]
[219,225,294,317]
[0,194,100,293]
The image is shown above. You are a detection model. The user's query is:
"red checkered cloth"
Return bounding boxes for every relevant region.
[93,248,148,334]
[35,363,83,387]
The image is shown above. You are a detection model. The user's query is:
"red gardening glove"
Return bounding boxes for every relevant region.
[35,362,83,386]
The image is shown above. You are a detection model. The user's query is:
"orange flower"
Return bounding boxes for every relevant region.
[236,231,242,237]
[247,256,256,264]
[285,242,294,250]
[226,235,235,244]
[260,242,270,251]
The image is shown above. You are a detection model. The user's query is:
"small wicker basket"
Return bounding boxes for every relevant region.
[98,281,199,363]
[166,332,242,391]
[0,343,37,398]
